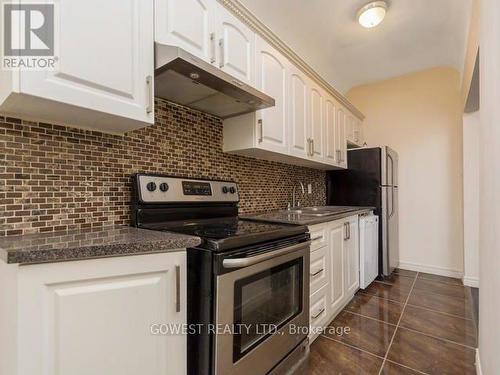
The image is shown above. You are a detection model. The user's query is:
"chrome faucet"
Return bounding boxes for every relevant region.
[290,181,305,210]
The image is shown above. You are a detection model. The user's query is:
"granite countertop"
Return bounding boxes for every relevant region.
[0,226,201,265]
[242,206,375,226]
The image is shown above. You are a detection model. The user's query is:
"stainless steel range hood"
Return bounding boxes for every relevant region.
[154,44,275,119]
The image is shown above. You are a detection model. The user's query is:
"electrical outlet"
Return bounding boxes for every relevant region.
[308,184,312,194]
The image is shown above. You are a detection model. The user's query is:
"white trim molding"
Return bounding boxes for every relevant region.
[216,0,365,120]
[463,276,480,288]
[476,349,482,375]
[398,261,463,279]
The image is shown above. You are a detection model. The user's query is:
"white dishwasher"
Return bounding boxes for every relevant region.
[359,214,379,289]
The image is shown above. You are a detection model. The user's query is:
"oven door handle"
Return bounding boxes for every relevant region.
[222,241,311,269]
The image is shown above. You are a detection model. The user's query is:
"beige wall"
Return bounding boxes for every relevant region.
[347,67,464,276]
[478,0,500,372]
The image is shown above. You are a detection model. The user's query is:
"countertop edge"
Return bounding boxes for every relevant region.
[1,227,201,265]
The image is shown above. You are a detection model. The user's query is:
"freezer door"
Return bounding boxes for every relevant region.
[382,186,399,276]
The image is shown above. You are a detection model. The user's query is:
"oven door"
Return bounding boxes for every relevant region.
[214,241,310,375]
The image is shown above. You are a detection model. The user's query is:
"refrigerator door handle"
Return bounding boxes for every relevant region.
[387,153,394,186]
[389,187,395,218]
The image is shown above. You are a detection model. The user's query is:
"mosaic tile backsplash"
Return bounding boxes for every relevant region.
[0,99,326,236]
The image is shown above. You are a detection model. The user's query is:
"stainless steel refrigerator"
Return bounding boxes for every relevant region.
[327,146,399,276]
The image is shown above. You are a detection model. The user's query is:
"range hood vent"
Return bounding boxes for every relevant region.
[154,44,275,119]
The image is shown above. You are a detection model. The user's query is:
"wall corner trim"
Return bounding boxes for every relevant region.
[476,349,482,375]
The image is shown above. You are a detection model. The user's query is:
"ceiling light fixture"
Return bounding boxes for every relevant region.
[357,1,388,28]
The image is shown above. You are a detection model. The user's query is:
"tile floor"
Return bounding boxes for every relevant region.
[306,269,477,375]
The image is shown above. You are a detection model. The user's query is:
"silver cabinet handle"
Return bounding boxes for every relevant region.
[223,241,310,269]
[258,119,263,142]
[175,265,181,313]
[344,223,348,241]
[146,75,153,114]
[210,33,216,64]
[311,139,315,156]
[310,268,324,277]
[219,38,224,68]
[311,235,323,241]
[336,150,341,162]
[348,222,351,240]
[311,308,325,319]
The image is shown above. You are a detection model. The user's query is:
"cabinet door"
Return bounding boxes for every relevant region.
[155,0,215,63]
[325,97,338,165]
[345,218,360,296]
[216,4,254,84]
[255,36,288,153]
[288,66,309,158]
[310,85,324,159]
[329,222,345,314]
[336,106,348,168]
[346,114,355,143]
[17,252,186,375]
[21,0,154,125]
[354,118,363,145]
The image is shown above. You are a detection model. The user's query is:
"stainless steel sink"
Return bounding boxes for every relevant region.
[280,206,361,217]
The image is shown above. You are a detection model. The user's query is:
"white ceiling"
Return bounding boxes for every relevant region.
[240,0,473,93]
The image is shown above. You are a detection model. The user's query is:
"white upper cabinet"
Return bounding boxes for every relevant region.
[155,0,255,85]
[324,97,338,165]
[155,0,215,63]
[0,0,154,132]
[254,35,288,153]
[288,66,309,158]
[309,84,325,160]
[336,106,348,168]
[216,3,255,84]
[346,113,364,147]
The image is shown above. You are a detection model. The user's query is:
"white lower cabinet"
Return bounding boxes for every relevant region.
[0,252,186,375]
[309,285,329,343]
[329,221,346,314]
[308,215,360,344]
[345,216,360,296]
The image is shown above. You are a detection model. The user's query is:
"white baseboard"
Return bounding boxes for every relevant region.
[476,349,482,375]
[397,261,463,279]
[462,275,480,288]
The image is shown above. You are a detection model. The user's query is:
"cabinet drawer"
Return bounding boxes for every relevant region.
[309,285,329,343]
[310,246,328,295]
[309,224,328,251]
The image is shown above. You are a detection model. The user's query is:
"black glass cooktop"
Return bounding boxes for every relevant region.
[141,217,307,251]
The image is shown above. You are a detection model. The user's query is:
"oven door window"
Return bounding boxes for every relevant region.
[233,258,303,362]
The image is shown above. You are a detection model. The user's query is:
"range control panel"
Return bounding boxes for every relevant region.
[136,174,239,203]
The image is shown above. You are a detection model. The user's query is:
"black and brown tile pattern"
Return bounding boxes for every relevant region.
[0,99,326,236]
[307,270,477,375]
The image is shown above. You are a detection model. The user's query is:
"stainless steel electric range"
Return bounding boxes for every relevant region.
[132,174,311,375]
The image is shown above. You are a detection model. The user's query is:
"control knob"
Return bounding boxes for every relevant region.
[222,186,229,194]
[159,182,169,192]
[229,187,236,194]
[146,182,157,192]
